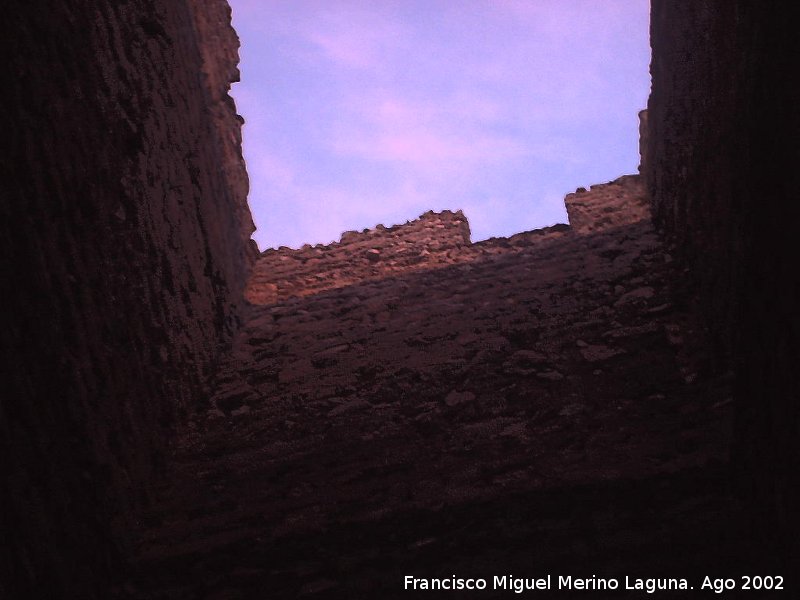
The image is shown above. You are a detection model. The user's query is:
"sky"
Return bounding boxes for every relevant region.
[229,0,651,250]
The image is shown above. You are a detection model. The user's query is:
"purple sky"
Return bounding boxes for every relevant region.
[229,0,651,250]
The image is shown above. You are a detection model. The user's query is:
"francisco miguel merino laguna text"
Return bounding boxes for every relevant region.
[404,574,691,593]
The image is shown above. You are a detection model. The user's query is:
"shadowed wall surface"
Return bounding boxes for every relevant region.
[0,1,254,597]
[2,1,799,597]
[647,0,800,563]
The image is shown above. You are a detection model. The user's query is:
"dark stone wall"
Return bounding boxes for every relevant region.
[0,1,254,597]
[647,0,800,563]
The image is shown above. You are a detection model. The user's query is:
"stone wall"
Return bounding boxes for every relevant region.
[246,176,647,304]
[0,1,254,597]
[638,109,649,175]
[9,0,796,590]
[246,210,473,304]
[647,0,800,563]
[564,175,649,235]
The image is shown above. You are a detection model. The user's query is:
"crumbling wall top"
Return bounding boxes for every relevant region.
[246,210,472,304]
[246,174,649,305]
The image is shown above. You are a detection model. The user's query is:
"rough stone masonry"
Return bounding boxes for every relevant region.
[245,176,644,305]
[1,1,255,597]
[1,0,798,598]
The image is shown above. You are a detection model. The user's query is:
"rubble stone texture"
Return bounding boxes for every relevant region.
[647,0,800,560]
[2,0,798,598]
[1,1,254,597]
[125,176,748,598]
[246,177,645,306]
[245,210,474,304]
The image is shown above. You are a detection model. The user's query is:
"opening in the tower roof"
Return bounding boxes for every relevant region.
[229,0,651,251]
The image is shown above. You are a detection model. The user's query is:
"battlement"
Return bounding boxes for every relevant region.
[245,175,648,304]
[245,210,470,304]
[564,174,649,235]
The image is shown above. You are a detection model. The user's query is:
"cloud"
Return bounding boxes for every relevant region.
[331,127,529,164]
[230,0,651,250]
[300,6,409,70]
[247,164,441,249]
[251,151,295,189]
